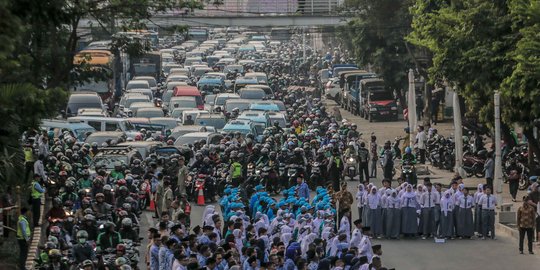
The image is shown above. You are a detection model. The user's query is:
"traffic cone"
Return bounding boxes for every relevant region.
[197,188,205,205]
[149,199,155,211]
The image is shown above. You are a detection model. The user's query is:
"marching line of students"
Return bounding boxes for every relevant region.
[356,178,498,240]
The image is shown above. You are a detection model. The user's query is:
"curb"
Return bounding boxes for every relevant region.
[26,196,45,270]
[496,222,519,240]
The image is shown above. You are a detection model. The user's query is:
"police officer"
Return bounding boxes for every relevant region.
[17,207,31,270]
[30,174,45,227]
[229,151,243,187]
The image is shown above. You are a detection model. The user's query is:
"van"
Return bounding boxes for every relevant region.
[66,92,104,117]
[41,119,96,142]
[172,86,204,109]
[67,116,138,137]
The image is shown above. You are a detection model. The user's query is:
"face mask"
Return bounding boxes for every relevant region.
[79,238,87,244]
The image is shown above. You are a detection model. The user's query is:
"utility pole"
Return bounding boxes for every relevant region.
[453,89,464,176]
[302,27,306,62]
[494,91,503,199]
[408,69,417,147]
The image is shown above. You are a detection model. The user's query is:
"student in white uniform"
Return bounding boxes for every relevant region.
[479,186,498,239]
[420,182,438,239]
[385,189,401,239]
[457,188,474,238]
[400,184,419,237]
[440,190,455,239]
[367,187,383,238]
[473,184,484,237]
[356,184,366,224]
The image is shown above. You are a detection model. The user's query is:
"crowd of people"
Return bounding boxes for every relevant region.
[9,31,540,270]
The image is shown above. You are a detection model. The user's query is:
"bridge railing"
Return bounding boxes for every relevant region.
[193,0,342,16]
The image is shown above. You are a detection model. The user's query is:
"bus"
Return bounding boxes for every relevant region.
[73,49,116,105]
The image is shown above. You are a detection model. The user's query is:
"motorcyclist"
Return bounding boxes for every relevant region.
[47,249,69,270]
[115,186,130,208]
[72,230,95,264]
[78,214,99,241]
[46,197,67,221]
[78,169,92,189]
[402,147,417,164]
[92,193,112,219]
[347,123,360,140]
[290,147,307,174]
[119,218,138,242]
[96,222,121,251]
[60,179,79,204]
[110,162,125,181]
[130,159,144,176]
[256,148,271,168]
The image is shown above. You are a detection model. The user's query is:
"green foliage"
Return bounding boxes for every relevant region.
[0,84,67,185]
[501,0,540,130]
[408,0,517,125]
[337,0,415,101]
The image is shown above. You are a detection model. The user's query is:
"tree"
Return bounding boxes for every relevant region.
[0,84,67,185]
[337,0,417,109]
[408,0,518,142]
[502,0,540,162]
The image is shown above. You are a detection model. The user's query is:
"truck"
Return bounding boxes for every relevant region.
[359,78,398,122]
[339,70,376,113]
[129,52,161,80]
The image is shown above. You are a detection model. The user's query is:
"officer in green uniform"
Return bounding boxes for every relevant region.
[229,152,243,187]
[18,207,31,270]
[30,174,46,227]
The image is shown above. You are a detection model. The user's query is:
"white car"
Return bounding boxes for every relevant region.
[325,78,341,101]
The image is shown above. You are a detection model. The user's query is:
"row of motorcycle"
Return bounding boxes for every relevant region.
[426,135,534,190]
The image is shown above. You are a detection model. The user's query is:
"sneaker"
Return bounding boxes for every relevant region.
[482,237,486,240]
[492,237,497,240]
[520,251,524,254]
[422,236,426,240]
[529,251,535,255]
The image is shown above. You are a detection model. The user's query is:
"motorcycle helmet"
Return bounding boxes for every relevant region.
[405,147,412,154]
[82,260,94,268]
[84,214,95,222]
[48,249,62,258]
[121,218,132,228]
[50,226,61,236]
[115,257,128,266]
[122,203,132,211]
[77,230,88,239]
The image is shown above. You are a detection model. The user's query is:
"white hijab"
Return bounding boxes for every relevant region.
[367,187,380,209]
[233,229,244,256]
[440,190,454,216]
[300,233,317,255]
[349,230,362,248]
[339,215,350,242]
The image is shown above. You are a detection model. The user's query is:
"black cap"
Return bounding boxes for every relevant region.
[202,225,214,231]
[171,224,182,232]
[353,219,362,225]
[372,244,381,250]
[362,226,371,232]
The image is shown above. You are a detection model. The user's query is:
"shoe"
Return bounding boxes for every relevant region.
[512,199,516,202]
[492,237,497,240]
[422,236,426,240]
[530,251,534,255]
[482,237,486,240]
[520,251,524,254]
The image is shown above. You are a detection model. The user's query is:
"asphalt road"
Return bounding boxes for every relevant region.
[136,100,540,270]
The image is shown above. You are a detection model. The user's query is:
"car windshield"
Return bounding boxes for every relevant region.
[127,82,149,89]
[85,135,117,145]
[196,117,226,129]
[175,136,205,145]
[136,109,164,118]
[125,97,149,108]
[240,90,265,99]
[92,155,128,170]
[216,96,238,106]
[170,99,197,108]
[225,102,250,112]
[269,117,286,128]
[369,91,393,101]
[67,103,101,114]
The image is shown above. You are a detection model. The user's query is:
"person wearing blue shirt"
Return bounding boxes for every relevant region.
[149,234,161,270]
[295,175,310,202]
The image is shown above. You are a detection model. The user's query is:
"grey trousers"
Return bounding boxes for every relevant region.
[482,209,496,238]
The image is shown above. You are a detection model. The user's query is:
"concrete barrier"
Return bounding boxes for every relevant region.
[25,196,46,270]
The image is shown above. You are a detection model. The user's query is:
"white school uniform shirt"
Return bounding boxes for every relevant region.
[459,194,474,209]
[380,194,388,209]
[367,193,381,209]
[453,190,464,206]
[400,193,419,208]
[479,194,498,210]
[420,191,438,208]
[474,191,484,205]
[356,190,366,208]
[386,196,401,209]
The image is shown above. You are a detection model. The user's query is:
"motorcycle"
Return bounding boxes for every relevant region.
[344,156,357,180]
[308,161,324,190]
[401,161,417,186]
[462,150,486,178]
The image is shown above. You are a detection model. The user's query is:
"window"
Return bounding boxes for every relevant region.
[105,122,119,131]
[87,121,101,131]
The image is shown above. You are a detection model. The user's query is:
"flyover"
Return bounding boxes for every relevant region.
[79,14,351,28]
